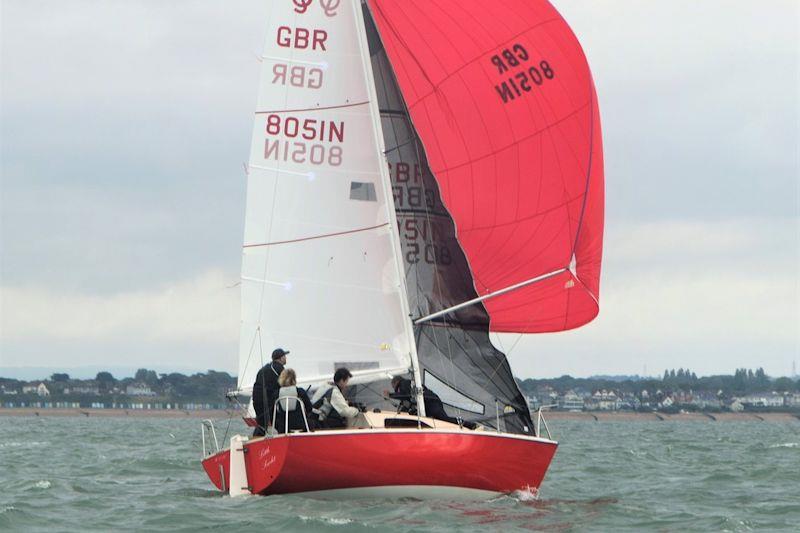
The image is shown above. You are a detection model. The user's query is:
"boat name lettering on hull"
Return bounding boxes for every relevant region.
[491,43,555,104]
[277,26,328,51]
[272,64,323,89]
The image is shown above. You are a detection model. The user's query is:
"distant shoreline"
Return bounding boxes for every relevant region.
[0,408,798,422]
[544,411,800,422]
[0,407,238,419]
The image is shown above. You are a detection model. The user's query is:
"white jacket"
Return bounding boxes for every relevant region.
[311,384,359,420]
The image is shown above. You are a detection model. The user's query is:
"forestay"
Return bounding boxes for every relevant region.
[237,0,415,391]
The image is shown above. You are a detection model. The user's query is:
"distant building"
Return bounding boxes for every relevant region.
[525,395,541,411]
[729,399,744,412]
[126,383,156,396]
[22,383,50,397]
[68,382,100,395]
[585,390,620,411]
[557,391,584,411]
[784,393,800,407]
[690,392,721,409]
[673,390,693,405]
[0,386,18,395]
[739,393,784,408]
[618,393,640,410]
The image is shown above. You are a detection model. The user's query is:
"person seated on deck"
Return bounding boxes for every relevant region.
[387,376,477,429]
[310,368,361,428]
[274,368,315,433]
[251,348,288,436]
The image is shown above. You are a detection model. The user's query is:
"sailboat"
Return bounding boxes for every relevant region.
[201,0,603,498]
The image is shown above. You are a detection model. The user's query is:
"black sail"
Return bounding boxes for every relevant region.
[363,7,534,435]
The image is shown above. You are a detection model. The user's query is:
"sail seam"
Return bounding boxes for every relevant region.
[243,222,389,248]
[255,100,369,115]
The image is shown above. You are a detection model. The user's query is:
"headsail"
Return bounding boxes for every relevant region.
[237,0,416,390]
[367,0,604,333]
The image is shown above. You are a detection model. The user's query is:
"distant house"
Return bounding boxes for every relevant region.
[673,390,693,405]
[22,383,50,396]
[784,394,800,407]
[690,392,721,409]
[525,395,541,411]
[618,393,640,410]
[557,391,584,411]
[126,383,156,396]
[0,385,18,395]
[69,382,100,395]
[585,390,620,411]
[729,399,744,412]
[739,393,784,408]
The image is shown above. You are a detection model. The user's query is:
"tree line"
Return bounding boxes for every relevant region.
[517,368,799,397]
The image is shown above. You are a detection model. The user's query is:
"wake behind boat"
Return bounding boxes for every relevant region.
[201,0,603,499]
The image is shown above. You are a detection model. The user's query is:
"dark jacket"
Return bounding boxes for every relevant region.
[274,386,314,433]
[391,378,460,425]
[252,361,284,433]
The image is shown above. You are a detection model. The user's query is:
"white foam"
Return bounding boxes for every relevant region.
[769,442,799,449]
[0,441,47,448]
[511,486,540,502]
[299,515,354,526]
[35,480,51,489]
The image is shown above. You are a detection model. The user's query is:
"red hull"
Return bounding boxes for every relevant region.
[202,429,557,496]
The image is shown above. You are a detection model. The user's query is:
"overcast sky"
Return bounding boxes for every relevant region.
[1,0,798,379]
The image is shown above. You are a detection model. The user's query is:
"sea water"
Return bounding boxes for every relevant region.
[1,416,798,531]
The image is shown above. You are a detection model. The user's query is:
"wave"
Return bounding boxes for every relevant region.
[510,486,540,502]
[769,442,799,449]
[299,515,354,526]
[0,441,48,448]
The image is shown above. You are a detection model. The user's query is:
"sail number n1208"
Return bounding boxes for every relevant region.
[263,114,344,166]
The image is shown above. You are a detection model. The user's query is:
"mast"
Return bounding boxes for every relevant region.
[353,0,425,416]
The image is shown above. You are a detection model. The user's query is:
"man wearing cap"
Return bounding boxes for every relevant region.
[252,348,289,436]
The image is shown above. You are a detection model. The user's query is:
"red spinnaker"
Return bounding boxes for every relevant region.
[368,0,604,333]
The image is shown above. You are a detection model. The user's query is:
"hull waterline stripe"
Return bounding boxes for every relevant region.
[414,267,568,325]
[244,222,389,248]
[255,100,370,115]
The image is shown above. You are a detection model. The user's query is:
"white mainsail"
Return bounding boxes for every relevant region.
[237,0,415,391]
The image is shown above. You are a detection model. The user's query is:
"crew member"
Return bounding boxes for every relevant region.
[388,376,476,429]
[274,368,314,433]
[311,368,360,428]
[252,348,289,436]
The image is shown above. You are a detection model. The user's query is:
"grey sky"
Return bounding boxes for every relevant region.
[1,0,798,378]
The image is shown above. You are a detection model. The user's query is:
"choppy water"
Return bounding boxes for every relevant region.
[1,416,798,532]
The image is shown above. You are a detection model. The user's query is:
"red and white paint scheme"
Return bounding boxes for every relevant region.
[202,413,557,498]
[203,0,602,499]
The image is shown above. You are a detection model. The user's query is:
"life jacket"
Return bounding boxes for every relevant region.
[311,386,343,424]
[276,386,299,413]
